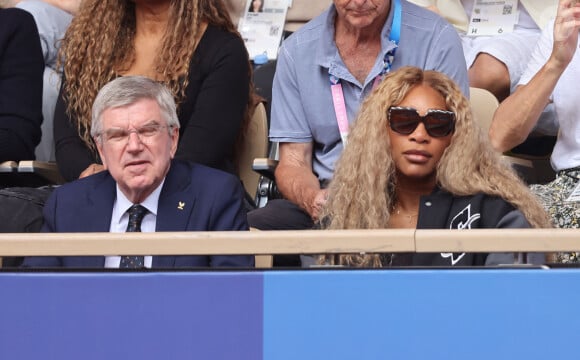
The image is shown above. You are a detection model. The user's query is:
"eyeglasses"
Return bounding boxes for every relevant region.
[387,106,455,138]
[99,124,170,144]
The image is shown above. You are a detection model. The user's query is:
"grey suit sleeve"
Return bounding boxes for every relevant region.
[485,209,545,266]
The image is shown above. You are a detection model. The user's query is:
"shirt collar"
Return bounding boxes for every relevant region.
[112,178,165,226]
[318,3,398,86]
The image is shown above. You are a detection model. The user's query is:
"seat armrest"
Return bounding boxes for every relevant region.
[0,161,18,173]
[502,155,537,184]
[253,158,278,180]
[18,161,65,184]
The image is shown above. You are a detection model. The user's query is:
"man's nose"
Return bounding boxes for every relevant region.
[126,131,144,151]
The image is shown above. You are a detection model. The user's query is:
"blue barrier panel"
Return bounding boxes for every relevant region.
[0,272,263,360]
[2,269,580,360]
[263,269,580,360]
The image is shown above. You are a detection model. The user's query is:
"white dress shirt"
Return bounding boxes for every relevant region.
[104,180,165,268]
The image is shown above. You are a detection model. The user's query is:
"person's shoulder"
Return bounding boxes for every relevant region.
[479,193,516,211]
[177,160,240,186]
[200,24,247,55]
[439,190,519,228]
[16,0,73,27]
[205,24,239,40]
[0,7,36,29]
[401,0,444,21]
[52,171,112,197]
[0,6,32,18]
[400,0,453,31]
[450,191,514,207]
[40,172,110,212]
[16,0,68,17]
[452,191,516,218]
[434,189,514,213]
[281,6,331,50]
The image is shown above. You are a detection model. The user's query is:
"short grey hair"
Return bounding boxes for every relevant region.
[91,76,180,139]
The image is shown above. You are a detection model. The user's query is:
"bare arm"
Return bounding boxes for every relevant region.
[275,142,328,220]
[490,0,580,152]
[489,71,560,152]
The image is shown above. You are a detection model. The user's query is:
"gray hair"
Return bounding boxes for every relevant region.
[91,76,180,139]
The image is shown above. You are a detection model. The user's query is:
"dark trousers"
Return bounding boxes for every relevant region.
[248,199,313,266]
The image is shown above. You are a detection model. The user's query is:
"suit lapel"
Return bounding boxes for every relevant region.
[154,161,197,268]
[84,173,117,232]
[75,173,116,267]
[156,161,196,232]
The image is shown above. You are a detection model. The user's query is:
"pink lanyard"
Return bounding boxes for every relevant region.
[329,0,400,146]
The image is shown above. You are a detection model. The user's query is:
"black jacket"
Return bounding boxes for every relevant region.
[390,188,533,267]
[0,8,43,162]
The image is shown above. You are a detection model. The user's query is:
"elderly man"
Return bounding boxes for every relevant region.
[248,0,468,265]
[23,76,253,268]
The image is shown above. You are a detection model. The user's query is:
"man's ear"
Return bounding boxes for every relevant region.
[169,126,179,158]
[95,137,107,169]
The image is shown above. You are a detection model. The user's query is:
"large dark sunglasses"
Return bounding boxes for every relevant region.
[387,106,455,138]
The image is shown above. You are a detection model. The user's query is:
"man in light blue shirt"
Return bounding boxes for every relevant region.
[249,0,468,265]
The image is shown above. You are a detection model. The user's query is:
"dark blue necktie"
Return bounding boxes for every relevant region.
[119,204,148,269]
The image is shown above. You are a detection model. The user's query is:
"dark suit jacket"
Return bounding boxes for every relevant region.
[23,160,254,268]
[0,8,43,162]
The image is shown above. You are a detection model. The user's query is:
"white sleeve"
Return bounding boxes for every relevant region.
[518,18,554,88]
[518,19,559,132]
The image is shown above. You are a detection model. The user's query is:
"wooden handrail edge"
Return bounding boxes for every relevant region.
[0,229,578,256]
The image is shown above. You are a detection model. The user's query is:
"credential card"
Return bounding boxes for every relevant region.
[238,0,289,60]
[467,0,519,37]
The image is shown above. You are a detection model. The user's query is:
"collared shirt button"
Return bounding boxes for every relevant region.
[425,201,432,207]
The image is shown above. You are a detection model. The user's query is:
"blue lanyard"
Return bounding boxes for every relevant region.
[382,0,401,77]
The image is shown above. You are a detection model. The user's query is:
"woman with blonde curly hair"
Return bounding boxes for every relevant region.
[320,66,551,267]
[54,0,252,181]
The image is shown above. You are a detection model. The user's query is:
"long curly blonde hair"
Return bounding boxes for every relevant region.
[58,0,247,153]
[320,66,552,267]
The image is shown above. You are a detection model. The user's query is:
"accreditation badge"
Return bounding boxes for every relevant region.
[467,0,519,36]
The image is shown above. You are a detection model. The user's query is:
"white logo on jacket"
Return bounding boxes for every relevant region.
[441,204,481,265]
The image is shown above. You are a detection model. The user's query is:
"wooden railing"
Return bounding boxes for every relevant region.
[0,229,578,258]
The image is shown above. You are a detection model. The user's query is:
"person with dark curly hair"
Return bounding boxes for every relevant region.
[54,0,253,182]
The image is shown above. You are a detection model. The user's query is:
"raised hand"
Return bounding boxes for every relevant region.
[552,0,580,68]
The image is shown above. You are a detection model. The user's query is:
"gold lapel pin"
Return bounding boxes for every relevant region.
[177,201,185,210]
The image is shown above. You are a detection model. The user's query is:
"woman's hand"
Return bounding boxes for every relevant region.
[79,163,104,179]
